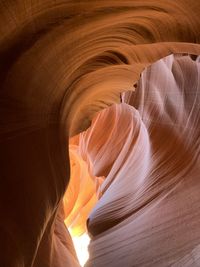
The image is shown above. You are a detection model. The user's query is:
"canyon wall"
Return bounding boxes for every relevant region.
[0,1,200,266]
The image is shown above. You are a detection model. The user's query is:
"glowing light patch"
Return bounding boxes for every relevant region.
[72,233,90,266]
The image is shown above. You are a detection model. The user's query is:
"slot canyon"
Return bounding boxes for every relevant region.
[1,1,200,267]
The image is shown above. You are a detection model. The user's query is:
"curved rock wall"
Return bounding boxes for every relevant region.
[1,1,200,267]
[80,55,200,266]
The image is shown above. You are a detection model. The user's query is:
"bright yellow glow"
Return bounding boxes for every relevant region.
[71,232,90,266]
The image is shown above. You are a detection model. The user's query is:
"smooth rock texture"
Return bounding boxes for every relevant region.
[82,55,200,267]
[0,1,200,267]
[63,144,100,237]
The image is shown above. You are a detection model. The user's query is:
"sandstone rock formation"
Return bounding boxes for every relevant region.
[80,54,200,266]
[0,1,200,267]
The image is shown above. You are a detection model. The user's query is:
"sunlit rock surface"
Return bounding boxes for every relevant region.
[82,55,200,266]
[1,1,200,267]
[63,144,99,237]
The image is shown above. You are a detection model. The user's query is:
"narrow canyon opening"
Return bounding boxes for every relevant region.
[1,2,200,264]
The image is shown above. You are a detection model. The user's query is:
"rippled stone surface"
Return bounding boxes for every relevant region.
[1,1,200,267]
[81,55,200,266]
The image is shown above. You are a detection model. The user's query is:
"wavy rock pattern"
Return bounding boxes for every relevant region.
[63,144,100,237]
[0,1,200,267]
[81,54,200,266]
